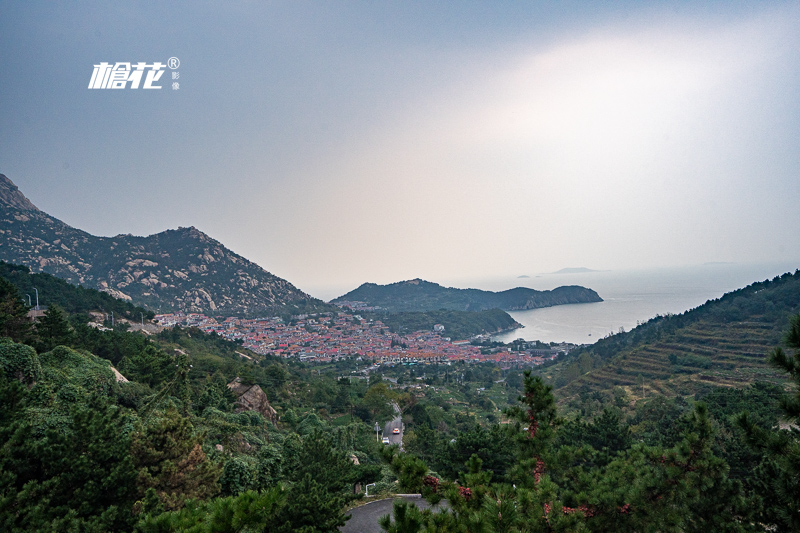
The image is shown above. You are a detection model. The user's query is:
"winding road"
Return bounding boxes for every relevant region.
[340,496,448,533]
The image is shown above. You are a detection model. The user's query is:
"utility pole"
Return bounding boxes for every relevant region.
[374,422,380,442]
[140,312,144,326]
[34,288,39,310]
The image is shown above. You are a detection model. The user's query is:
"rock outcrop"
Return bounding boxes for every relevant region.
[227,377,278,424]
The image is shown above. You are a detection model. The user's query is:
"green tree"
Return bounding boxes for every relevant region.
[379,500,423,533]
[289,429,360,498]
[504,371,561,489]
[135,487,286,533]
[131,408,222,511]
[0,277,31,342]
[383,447,429,493]
[0,393,139,532]
[119,344,174,388]
[361,382,396,422]
[737,314,800,531]
[34,304,75,352]
[270,473,350,533]
[332,377,352,414]
[0,340,41,386]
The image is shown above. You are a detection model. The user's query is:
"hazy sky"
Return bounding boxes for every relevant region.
[2,1,799,298]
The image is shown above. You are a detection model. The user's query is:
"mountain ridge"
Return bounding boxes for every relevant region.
[0,173,329,316]
[332,277,602,312]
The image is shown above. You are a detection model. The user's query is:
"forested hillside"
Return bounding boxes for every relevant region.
[2,262,799,531]
[548,269,800,404]
[364,308,521,339]
[333,278,602,312]
[0,261,153,320]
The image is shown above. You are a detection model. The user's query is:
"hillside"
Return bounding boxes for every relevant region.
[0,261,153,320]
[547,269,800,403]
[333,278,602,312]
[363,308,522,339]
[0,173,329,317]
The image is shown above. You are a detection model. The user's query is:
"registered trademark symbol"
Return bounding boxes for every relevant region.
[168,57,180,69]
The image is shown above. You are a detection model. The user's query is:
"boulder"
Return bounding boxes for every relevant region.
[227,377,278,424]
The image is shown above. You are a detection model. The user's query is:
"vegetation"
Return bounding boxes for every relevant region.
[0,261,153,321]
[546,269,800,402]
[333,278,602,312]
[1,258,799,532]
[364,308,520,339]
[375,364,796,532]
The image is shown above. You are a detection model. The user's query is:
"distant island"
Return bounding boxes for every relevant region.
[550,267,605,274]
[332,278,602,313]
[517,275,530,278]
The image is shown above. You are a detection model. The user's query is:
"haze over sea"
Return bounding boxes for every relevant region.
[442,262,799,345]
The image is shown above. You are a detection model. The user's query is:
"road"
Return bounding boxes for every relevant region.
[383,417,403,446]
[383,402,403,446]
[341,496,448,533]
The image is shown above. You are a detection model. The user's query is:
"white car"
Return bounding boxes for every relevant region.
[382,437,390,444]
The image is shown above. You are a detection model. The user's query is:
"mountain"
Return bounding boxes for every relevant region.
[332,278,602,312]
[547,269,800,403]
[0,173,328,316]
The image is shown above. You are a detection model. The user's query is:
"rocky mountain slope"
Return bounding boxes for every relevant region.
[333,278,602,312]
[0,173,327,316]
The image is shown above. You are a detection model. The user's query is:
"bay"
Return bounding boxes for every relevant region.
[445,262,798,345]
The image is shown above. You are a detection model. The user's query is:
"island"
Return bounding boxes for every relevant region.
[332,278,603,313]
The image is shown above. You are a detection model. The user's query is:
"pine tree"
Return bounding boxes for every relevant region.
[0,397,139,532]
[270,473,349,533]
[0,277,31,342]
[378,500,423,533]
[737,314,800,531]
[131,407,222,511]
[504,371,561,489]
[34,304,74,352]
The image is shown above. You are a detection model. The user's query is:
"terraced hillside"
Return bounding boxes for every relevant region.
[549,269,800,402]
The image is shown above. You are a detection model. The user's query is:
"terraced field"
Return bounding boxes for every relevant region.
[557,318,785,401]
[550,270,800,403]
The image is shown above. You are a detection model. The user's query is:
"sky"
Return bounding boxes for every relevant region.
[1,1,799,299]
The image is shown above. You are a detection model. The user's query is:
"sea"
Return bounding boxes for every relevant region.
[437,262,800,345]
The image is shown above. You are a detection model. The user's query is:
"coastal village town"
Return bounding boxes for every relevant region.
[152,305,577,367]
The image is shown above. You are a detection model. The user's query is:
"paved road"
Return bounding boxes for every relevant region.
[382,402,403,446]
[341,496,448,533]
[383,417,403,446]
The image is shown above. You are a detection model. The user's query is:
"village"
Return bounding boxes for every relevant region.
[152,309,577,367]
